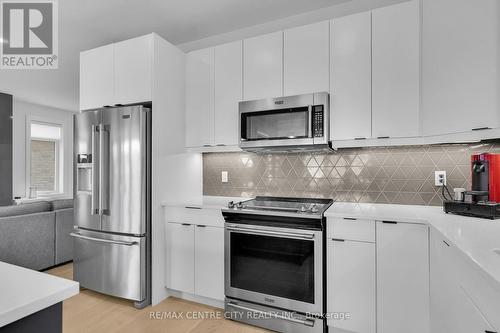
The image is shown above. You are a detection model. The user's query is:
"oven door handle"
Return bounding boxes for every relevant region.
[227,302,315,327]
[225,226,315,240]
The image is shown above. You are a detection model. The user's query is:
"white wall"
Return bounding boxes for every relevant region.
[12,99,76,198]
[150,33,203,305]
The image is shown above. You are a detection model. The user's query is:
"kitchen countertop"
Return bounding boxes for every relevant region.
[325,202,500,290]
[161,196,249,210]
[0,262,79,327]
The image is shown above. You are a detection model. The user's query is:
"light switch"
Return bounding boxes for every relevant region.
[221,171,228,183]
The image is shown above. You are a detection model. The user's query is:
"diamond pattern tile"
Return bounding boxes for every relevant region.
[202,143,494,206]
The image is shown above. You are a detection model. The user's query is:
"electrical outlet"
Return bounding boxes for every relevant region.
[435,171,447,186]
[221,171,228,183]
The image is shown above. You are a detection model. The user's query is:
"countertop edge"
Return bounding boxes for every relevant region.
[0,282,79,328]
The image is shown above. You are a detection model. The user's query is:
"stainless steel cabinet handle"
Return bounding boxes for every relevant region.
[227,302,315,327]
[226,226,314,240]
[70,233,138,246]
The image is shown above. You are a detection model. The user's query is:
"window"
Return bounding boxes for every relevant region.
[29,121,62,195]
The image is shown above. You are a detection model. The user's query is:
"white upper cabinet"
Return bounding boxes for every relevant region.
[185,48,215,148]
[372,0,420,139]
[80,34,154,110]
[214,41,242,146]
[284,21,330,96]
[80,44,114,110]
[330,12,372,141]
[422,0,499,136]
[376,222,430,333]
[114,35,153,105]
[243,32,283,100]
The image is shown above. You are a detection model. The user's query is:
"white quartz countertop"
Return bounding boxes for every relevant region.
[161,196,248,210]
[325,202,500,290]
[0,262,79,327]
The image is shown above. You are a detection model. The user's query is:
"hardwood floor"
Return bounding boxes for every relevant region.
[46,263,269,333]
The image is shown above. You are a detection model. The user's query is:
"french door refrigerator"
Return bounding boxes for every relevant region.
[72,105,151,308]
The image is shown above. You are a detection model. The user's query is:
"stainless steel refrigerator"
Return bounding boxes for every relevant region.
[72,105,151,308]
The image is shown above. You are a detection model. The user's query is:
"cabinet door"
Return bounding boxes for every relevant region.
[194,225,224,300]
[80,44,114,110]
[243,32,283,100]
[284,21,329,96]
[430,231,496,333]
[330,12,372,141]
[214,41,242,146]
[376,222,429,333]
[166,223,194,294]
[327,239,376,333]
[430,232,456,333]
[186,48,215,147]
[114,35,153,105]
[372,0,420,138]
[422,0,499,136]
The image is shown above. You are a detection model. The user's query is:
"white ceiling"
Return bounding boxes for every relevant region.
[0,0,405,112]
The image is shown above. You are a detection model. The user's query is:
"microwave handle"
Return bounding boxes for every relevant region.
[308,105,313,138]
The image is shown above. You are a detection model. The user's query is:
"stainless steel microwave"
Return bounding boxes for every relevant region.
[238,92,330,152]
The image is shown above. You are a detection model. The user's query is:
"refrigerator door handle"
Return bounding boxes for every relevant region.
[91,124,100,215]
[70,232,138,246]
[98,124,105,216]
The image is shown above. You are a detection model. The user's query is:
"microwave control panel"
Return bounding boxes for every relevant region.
[313,105,324,137]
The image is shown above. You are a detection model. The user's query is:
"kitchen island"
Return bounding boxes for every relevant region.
[0,261,79,332]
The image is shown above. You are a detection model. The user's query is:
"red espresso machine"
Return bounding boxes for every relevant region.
[444,153,500,219]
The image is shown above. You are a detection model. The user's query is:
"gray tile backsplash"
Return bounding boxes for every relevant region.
[203,143,500,206]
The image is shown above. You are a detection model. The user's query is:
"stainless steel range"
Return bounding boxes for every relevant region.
[222,197,333,333]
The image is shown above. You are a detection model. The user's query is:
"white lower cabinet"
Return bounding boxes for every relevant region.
[194,225,224,300]
[430,230,497,333]
[376,221,430,333]
[166,223,195,294]
[327,239,376,333]
[166,222,224,301]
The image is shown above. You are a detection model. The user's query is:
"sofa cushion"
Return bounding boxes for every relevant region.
[50,199,73,211]
[0,201,51,218]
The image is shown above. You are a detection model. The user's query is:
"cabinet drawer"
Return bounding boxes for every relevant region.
[327,217,375,242]
[164,206,224,227]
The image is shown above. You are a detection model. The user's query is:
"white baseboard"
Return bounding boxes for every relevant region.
[166,288,224,309]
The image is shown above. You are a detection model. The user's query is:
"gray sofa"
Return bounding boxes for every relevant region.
[0,199,74,271]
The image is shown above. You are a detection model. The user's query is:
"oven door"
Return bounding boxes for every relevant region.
[225,223,323,314]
